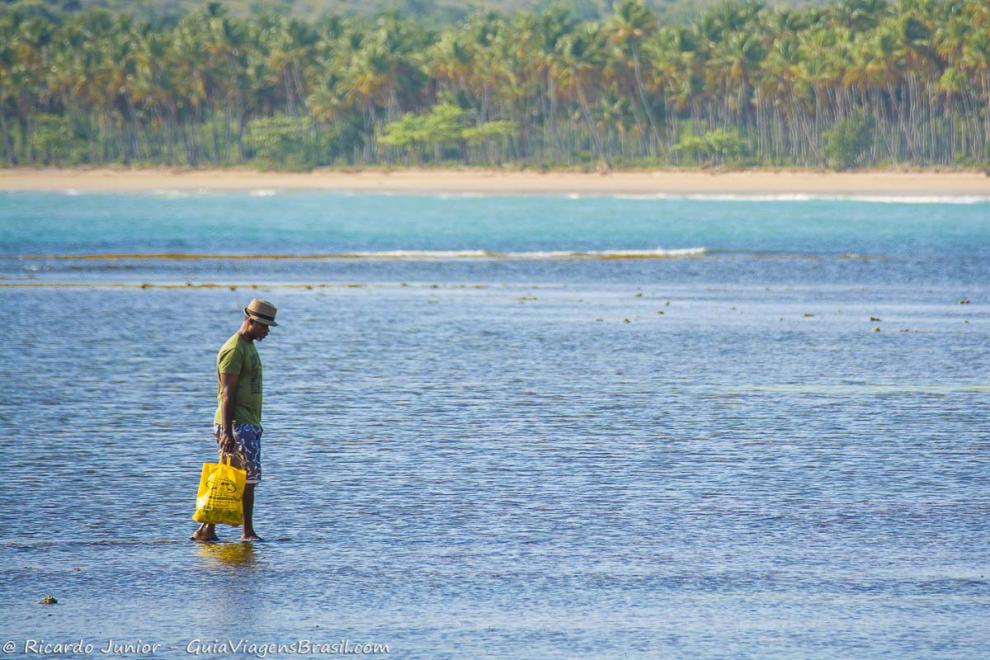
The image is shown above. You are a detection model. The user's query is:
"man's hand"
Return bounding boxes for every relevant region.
[219,428,236,455]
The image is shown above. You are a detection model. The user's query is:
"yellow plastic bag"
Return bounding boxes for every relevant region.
[192,455,246,526]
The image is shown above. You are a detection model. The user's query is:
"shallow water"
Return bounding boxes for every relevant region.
[1,192,988,658]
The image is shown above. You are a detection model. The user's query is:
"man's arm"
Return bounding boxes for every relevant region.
[219,371,239,454]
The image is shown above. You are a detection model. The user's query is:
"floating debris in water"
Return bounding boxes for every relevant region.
[874,327,882,332]
[959,298,971,304]
[803,313,815,318]
[870,317,882,322]
[38,595,57,605]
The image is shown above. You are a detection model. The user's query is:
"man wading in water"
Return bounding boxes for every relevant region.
[192,299,277,542]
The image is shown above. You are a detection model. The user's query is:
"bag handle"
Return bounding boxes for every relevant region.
[215,427,233,466]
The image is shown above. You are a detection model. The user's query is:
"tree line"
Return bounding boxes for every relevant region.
[1,0,988,170]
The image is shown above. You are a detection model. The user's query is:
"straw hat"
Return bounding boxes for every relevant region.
[244,298,278,326]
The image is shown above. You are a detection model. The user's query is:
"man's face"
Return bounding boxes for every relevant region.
[248,319,270,341]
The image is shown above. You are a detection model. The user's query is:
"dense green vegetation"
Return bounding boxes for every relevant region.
[1,0,988,170]
[20,0,834,26]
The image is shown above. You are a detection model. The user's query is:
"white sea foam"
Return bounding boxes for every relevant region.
[63,189,81,196]
[339,247,706,260]
[838,194,990,205]
[588,247,707,257]
[684,193,818,202]
[108,189,987,204]
[614,193,672,200]
[29,248,706,261]
[403,190,988,204]
[614,192,989,204]
[151,189,210,198]
[345,250,491,259]
[502,248,706,259]
[437,192,487,199]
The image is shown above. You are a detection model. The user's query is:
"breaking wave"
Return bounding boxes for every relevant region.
[612,192,990,204]
[22,247,707,261]
[20,190,985,204]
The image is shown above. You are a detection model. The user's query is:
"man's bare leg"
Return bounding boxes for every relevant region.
[241,483,261,541]
[191,522,218,542]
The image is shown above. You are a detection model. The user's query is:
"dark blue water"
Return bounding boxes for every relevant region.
[1,191,988,658]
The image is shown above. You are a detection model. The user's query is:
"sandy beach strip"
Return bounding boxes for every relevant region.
[1,167,989,196]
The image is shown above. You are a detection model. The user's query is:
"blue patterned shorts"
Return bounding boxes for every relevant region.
[214,423,262,484]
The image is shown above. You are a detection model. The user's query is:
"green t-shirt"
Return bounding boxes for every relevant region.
[214,332,263,427]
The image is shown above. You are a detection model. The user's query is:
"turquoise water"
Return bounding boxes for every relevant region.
[2,191,989,258]
[1,191,988,658]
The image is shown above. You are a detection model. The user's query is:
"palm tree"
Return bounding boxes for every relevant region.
[0,4,57,163]
[342,13,431,160]
[553,22,612,167]
[1,0,986,168]
[606,0,661,152]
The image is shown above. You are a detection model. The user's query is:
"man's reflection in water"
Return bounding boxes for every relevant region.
[198,542,257,567]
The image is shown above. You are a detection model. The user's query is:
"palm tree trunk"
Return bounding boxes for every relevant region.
[0,111,15,165]
[982,73,989,160]
[574,82,609,168]
[548,74,557,163]
[631,50,661,152]
[183,121,198,165]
